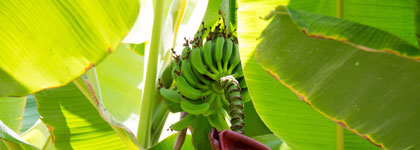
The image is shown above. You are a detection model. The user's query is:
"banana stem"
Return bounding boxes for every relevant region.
[220,75,244,134]
[150,97,170,144]
[137,0,165,147]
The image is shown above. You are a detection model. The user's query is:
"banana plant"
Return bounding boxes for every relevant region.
[1,0,420,150]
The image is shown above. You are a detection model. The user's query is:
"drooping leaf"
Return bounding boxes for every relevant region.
[237,1,380,149]
[148,133,193,150]
[255,6,420,150]
[0,120,38,150]
[288,0,417,46]
[0,1,139,97]
[34,82,138,149]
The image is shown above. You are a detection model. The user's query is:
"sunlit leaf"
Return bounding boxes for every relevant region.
[0,1,139,97]
[0,97,26,133]
[34,83,138,149]
[256,6,420,149]
[288,0,416,46]
[238,1,380,149]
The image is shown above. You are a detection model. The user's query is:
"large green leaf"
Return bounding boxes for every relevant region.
[288,0,417,46]
[255,6,420,150]
[238,1,380,149]
[34,82,138,149]
[0,1,139,97]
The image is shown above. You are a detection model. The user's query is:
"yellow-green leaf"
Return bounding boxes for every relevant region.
[0,1,139,97]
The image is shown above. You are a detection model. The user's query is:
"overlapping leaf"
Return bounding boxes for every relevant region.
[255,6,420,150]
[34,83,138,149]
[237,0,380,149]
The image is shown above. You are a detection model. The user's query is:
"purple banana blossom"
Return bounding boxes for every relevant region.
[209,128,270,150]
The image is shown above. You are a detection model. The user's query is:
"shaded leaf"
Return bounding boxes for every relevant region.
[20,95,40,133]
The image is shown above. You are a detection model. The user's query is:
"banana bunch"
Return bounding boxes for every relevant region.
[159,23,250,132]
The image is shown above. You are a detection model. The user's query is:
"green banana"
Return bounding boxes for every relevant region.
[221,94,230,108]
[232,65,244,78]
[203,40,219,74]
[177,75,206,100]
[222,38,233,73]
[190,47,217,80]
[228,42,241,74]
[171,114,195,131]
[181,46,191,60]
[192,67,211,86]
[161,64,173,88]
[208,110,230,131]
[242,89,251,103]
[171,61,181,81]
[181,98,210,115]
[203,94,218,116]
[159,88,181,103]
[214,37,225,72]
[181,59,207,89]
[239,77,246,89]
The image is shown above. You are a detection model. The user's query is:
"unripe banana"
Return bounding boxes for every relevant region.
[239,78,246,89]
[221,94,230,108]
[177,75,207,100]
[242,89,251,103]
[203,94,218,116]
[232,65,244,78]
[208,110,229,131]
[171,114,195,131]
[171,61,181,81]
[192,67,211,85]
[228,42,241,74]
[181,59,207,89]
[181,98,210,115]
[222,38,233,73]
[203,41,219,74]
[181,46,191,60]
[214,37,225,72]
[160,88,181,103]
[190,47,217,80]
